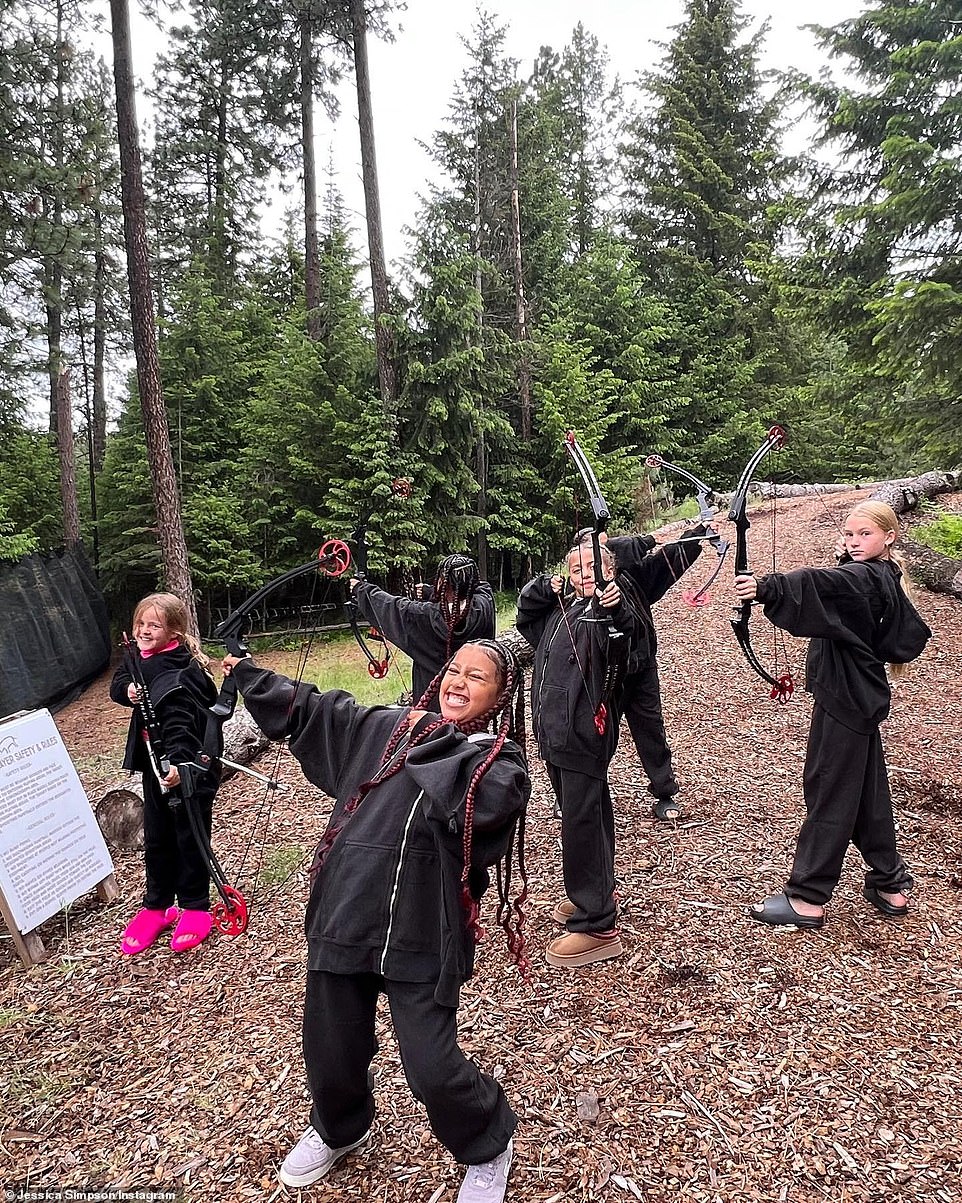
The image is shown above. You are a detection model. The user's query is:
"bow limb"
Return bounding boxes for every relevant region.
[726,426,793,702]
[561,431,625,734]
[563,430,611,593]
[346,520,391,679]
[211,542,352,718]
[644,453,731,603]
[345,589,391,679]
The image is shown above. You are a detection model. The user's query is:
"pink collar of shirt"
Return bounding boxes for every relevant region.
[141,640,180,659]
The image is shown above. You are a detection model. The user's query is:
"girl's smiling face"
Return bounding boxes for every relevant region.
[439,645,502,723]
[134,606,175,654]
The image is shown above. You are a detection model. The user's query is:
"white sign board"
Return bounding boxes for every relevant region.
[0,708,114,933]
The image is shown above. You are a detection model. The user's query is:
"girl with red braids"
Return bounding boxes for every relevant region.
[222,640,528,1203]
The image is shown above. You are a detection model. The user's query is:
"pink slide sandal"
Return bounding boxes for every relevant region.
[170,909,213,953]
[120,906,179,955]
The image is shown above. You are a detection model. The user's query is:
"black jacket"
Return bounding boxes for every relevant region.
[110,646,219,789]
[352,581,496,701]
[231,659,529,1006]
[755,559,931,732]
[607,526,707,667]
[516,574,640,777]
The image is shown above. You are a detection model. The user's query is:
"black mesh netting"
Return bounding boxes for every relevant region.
[0,548,110,716]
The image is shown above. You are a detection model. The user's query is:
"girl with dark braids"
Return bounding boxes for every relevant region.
[349,554,495,702]
[221,640,528,1203]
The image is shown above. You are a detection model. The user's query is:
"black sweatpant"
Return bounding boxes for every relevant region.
[142,772,213,911]
[622,662,677,800]
[302,970,516,1166]
[786,704,912,906]
[547,763,617,932]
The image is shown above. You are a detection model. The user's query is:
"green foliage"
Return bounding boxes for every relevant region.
[96,402,163,605]
[0,500,38,562]
[0,424,61,549]
[619,0,804,483]
[914,513,962,560]
[148,0,304,293]
[790,0,962,467]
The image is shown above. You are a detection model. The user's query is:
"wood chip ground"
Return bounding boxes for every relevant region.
[2,489,960,1201]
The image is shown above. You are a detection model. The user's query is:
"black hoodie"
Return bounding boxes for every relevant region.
[755,559,931,732]
[231,659,528,1006]
[352,581,496,701]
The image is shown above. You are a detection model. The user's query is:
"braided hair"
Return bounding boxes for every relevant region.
[435,554,481,658]
[417,638,530,979]
[311,639,530,979]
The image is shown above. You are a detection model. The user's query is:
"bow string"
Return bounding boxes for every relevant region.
[727,425,794,703]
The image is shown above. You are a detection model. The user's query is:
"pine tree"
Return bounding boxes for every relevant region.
[148,0,302,297]
[620,0,795,478]
[794,0,962,462]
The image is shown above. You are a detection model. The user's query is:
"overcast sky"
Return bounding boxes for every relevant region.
[126,0,863,268]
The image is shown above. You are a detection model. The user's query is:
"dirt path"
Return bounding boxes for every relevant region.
[3,489,961,1202]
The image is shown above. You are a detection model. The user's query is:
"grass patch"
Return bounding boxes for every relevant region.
[915,512,962,558]
[216,600,528,704]
[257,845,307,888]
[0,1007,30,1028]
[6,1066,71,1107]
[638,496,703,529]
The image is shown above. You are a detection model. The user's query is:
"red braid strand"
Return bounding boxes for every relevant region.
[309,712,446,879]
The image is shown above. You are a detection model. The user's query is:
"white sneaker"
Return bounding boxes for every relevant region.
[278,1125,370,1187]
[457,1139,513,1203]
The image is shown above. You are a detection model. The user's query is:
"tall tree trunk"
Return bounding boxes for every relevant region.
[109,0,198,636]
[213,59,231,287]
[45,268,64,438]
[472,110,488,578]
[92,204,107,472]
[301,9,321,339]
[349,0,397,423]
[47,0,66,438]
[75,305,100,566]
[55,368,81,549]
[509,97,531,441]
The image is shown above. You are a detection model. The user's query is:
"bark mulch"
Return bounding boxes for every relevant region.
[2,488,960,1202]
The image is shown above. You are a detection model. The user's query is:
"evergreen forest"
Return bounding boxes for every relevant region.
[3,0,961,628]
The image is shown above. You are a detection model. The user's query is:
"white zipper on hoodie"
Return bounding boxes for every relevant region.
[379,789,425,974]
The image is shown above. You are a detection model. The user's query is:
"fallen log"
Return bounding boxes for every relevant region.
[900,537,962,601]
[498,625,535,669]
[221,706,269,775]
[869,470,962,514]
[95,778,144,851]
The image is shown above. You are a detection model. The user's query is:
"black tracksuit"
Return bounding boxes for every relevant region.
[110,646,220,911]
[754,558,931,905]
[516,575,641,933]
[231,658,528,1165]
[607,529,707,802]
[351,581,496,703]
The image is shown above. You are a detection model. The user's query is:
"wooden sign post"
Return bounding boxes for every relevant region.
[0,708,119,967]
